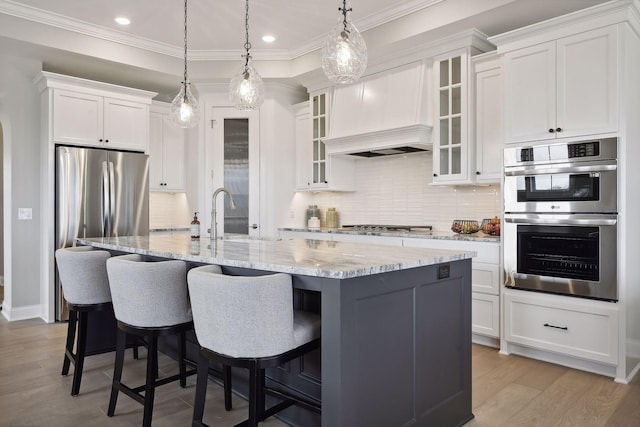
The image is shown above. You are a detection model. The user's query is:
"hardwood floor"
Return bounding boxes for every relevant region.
[1,313,639,426]
[467,344,640,427]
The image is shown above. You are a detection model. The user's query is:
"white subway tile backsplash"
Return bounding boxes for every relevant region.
[288,152,501,232]
[149,192,192,229]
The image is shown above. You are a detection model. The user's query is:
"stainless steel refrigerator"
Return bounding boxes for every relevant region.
[55,145,149,320]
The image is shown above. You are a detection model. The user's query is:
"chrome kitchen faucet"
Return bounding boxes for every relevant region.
[210,187,236,240]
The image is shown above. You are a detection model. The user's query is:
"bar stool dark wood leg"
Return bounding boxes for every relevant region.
[107,328,126,417]
[143,336,158,427]
[192,352,209,426]
[247,363,259,427]
[178,332,187,388]
[224,365,232,411]
[70,311,89,396]
[61,310,77,376]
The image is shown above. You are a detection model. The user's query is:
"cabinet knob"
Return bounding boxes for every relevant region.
[548,128,555,133]
[99,138,103,142]
[105,139,109,143]
[476,171,481,175]
[555,127,562,133]
[433,173,438,177]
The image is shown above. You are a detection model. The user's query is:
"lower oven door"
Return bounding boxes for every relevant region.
[504,213,617,301]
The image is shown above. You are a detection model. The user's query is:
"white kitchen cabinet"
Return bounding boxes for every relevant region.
[294,94,355,192]
[432,51,474,185]
[331,233,404,246]
[279,230,333,241]
[472,53,503,184]
[504,289,619,365]
[149,103,186,191]
[403,237,501,341]
[472,293,500,339]
[53,88,150,151]
[503,25,618,144]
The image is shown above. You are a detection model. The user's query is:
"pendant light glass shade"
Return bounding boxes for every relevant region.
[170,82,199,128]
[229,62,265,111]
[230,0,264,110]
[321,1,367,85]
[170,0,199,128]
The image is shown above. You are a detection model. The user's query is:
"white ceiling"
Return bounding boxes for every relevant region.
[0,0,610,98]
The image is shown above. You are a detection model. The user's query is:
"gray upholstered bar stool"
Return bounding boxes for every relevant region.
[55,246,112,396]
[105,254,195,427]
[187,265,321,427]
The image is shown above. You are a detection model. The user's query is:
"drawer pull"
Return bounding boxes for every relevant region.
[544,323,568,331]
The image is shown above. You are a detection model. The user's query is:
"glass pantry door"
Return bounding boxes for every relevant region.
[207,107,260,238]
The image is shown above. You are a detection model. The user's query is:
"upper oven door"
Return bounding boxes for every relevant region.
[504,160,617,213]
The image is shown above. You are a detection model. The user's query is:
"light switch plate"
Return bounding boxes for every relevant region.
[18,208,32,220]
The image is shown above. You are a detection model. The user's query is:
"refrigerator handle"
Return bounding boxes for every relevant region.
[102,161,109,237]
[109,161,116,237]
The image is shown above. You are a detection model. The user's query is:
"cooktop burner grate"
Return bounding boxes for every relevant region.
[340,224,433,232]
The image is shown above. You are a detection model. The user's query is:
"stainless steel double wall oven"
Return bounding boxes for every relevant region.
[503,137,618,301]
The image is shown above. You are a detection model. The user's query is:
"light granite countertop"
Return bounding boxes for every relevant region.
[278,227,501,243]
[77,234,475,279]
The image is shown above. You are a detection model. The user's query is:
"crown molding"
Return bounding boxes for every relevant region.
[0,0,447,62]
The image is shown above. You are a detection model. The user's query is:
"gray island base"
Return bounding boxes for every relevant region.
[77,235,475,427]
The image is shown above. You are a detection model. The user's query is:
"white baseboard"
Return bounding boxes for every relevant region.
[1,302,42,322]
[472,333,499,348]
[504,341,617,380]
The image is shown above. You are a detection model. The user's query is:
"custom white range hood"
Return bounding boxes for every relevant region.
[323,61,433,157]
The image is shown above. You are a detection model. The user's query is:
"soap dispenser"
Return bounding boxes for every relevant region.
[190,212,200,239]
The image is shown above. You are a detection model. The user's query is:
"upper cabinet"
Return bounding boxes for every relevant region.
[473,52,503,184]
[502,25,618,144]
[430,33,495,186]
[149,102,186,191]
[295,93,355,192]
[433,53,468,183]
[39,72,156,152]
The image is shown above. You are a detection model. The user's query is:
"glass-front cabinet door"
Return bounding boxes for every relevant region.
[294,92,355,192]
[311,92,328,186]
[432,52,472,184]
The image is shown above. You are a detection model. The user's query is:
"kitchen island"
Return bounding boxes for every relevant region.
[78,234,475,427]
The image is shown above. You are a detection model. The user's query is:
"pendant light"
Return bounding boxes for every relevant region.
[170,0,199,128]
[229,0,265,111]
[321,0,368,85]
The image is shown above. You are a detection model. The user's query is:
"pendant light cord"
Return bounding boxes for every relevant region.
[183,0,189,86]
[339,0,352,34]
[243,0,252,70]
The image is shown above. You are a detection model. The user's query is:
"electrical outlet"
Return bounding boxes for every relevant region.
[18,208,32,220]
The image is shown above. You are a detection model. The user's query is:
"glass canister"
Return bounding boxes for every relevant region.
[325,207,339,228]
[306,205,321,223]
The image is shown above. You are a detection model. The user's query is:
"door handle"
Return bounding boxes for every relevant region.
[108,161,116,236]
[102,161,109,237]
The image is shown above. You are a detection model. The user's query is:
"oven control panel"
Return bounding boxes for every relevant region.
[505,137,617,167]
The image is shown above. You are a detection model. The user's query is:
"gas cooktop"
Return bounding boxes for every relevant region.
[340,224,433,233]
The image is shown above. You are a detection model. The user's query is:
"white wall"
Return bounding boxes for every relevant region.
[286,152,501,233]
[0,55,43,320]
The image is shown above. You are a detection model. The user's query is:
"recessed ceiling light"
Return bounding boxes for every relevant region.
[115,17,131,26]
[262,35,275,43]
